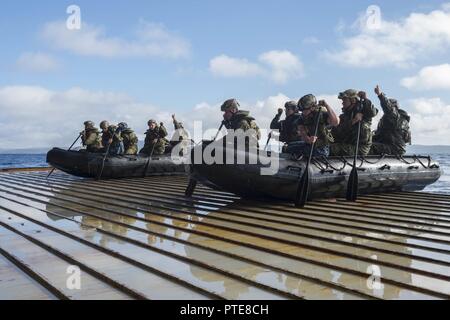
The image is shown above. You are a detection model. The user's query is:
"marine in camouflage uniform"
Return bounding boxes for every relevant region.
[139,119,168,156]
[330,89,378,156]
[270,101,302,148]
[81,121,102,153]
[100,120,122,155]
[370,85,411,155]
[169,114,190,156]
[287,95,339,157]
[221,99,261,143]
[118,122,139,155]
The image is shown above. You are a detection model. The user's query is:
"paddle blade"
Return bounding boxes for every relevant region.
[46,168,56,179]
[295,169,309,208]
[185,179,198,197]
[346,167,359,201]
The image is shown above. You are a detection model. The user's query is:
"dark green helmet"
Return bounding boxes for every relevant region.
[118,122,128,130]
[298,94,317,111]
[338,89,359,100]
[284,101,299,111]
[389,98,398,107]
[84,121,95,128]
[99,120,109,130]
[221,98,240,112]
[148,119,157,126]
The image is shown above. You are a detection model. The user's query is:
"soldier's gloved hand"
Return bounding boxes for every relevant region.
[277,108,283,116]
[358,91,367,100]
[374,85,381,96]
[160,122,164,127]
[352,113,363,125]
[306,136,318,144]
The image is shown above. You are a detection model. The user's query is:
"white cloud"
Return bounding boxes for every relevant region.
[0,86,344,148]
[5,86,447,148]
[16,52,60,72]
[40,20,190,59]
[408,97,450,145]
[209,50,304,84]
[259,50,304,84]
[401,64,450,90]
[209,55,264,78]
[0,86,160,149]
[324,5,450,68]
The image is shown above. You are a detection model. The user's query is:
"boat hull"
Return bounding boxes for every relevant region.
[190,142,442,200]
[47,148,187,179]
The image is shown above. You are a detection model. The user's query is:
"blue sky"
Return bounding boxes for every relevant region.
[1,0,450,148]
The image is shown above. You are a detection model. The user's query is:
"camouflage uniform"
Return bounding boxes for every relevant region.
[270,101,302,144]
[121,128,139,155]
[286,95,334,157]
[171,118,189,144]
[81,122,102,153]
[101,125,122,155]
[370,93,411,155]
[330,90,378,156]
[140,123,168,156]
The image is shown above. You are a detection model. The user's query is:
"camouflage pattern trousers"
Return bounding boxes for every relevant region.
[369,142,405,156]
[329,143,372,157]
[139,143,166,156]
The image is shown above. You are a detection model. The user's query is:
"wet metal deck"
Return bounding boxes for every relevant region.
[0,170,449,300]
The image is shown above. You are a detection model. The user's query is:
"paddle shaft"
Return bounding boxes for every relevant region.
[295,109,322,207]
[264,132,272,151]
[142,137,161,177]
[47,134,82,179]
[214,123,224,141]
[346,100,364,201]
[97,128,121,180]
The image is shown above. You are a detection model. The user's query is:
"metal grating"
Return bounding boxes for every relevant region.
[0,170,449,300]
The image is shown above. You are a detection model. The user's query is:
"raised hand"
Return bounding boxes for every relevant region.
[374,85,381,96]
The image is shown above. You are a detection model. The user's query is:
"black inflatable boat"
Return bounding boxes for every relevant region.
[189,140,442,200]
[47,148,187,179]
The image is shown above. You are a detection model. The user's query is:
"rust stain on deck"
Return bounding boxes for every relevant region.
[0,169,449,300]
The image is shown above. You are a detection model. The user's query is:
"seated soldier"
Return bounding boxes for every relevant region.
[330,90,378,156]
[221,98,261,147]
[270,101,302,152]
[139,119,168,156]
[370,85,411,155]
[99,120,122,155]
[287,95,339,157]
[117,122,138,155]
[81,121,102,153]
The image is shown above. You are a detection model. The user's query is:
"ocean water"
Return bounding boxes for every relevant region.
[0,153,449,195]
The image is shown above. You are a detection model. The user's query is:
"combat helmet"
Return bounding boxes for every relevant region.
[338,89,359,100]
[147,119,157,126]
[221,99,240,112]
[298,94,317,111]
[389,98,399,108]
[118,122,128,130]
[284,100,299,112]
[99,120,109,130]
[84,121,95,129]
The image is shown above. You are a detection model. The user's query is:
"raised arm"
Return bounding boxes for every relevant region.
[318,100,339,127]
[375,85,399,117]
[270,108,283,130]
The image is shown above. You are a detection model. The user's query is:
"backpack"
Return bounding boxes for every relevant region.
[398,109,411,145]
